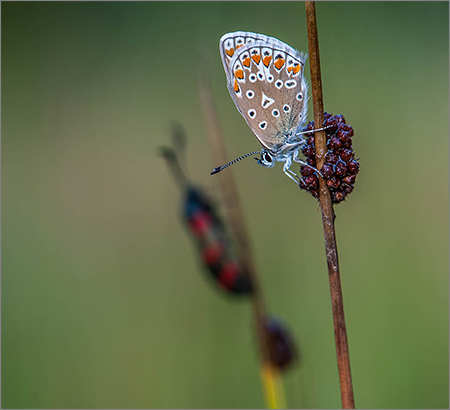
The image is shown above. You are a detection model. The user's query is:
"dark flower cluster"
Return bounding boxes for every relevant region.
[299,113,360,204]
[264,317,297,370]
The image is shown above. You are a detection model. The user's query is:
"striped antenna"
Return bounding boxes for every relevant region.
[211,151,263,175]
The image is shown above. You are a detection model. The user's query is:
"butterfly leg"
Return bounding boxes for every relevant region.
[283,166,300,184]
[292,148,308,166]
[293,149,323,177]
[283,157,300,184]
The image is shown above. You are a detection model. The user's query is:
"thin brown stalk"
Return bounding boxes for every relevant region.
[305,2,355,409]
[199,70,284,409]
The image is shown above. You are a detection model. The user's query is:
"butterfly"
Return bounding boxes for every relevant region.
[211,31,319,183]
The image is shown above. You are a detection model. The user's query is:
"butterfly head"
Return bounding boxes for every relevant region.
[255,150,276,168]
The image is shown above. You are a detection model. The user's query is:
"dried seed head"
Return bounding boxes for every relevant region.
[327,176,340,189]
[298,113,359,203]
[329,137,342,150]
[326,152,339,164]
[340,149,353,162]
[307,157,316,167]
[302,144,315,157]
[264,317,297,370]
[321,163,334,178]
[335,162,348,176]
[343,174,356,185]
[348,160,360,174]
[300,165,315,177]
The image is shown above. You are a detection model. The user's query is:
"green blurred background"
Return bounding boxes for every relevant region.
[2,2,448,409]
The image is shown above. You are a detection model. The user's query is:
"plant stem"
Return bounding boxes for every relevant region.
[199,71,284,409]
[304,2,355,409]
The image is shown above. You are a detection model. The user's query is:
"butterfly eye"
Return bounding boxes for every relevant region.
[264,153,272,162]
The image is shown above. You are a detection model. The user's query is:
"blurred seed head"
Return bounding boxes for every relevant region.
[264,317,297,370]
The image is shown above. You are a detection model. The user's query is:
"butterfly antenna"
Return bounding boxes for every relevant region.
[295,125,332,138]
[211,151,263,175]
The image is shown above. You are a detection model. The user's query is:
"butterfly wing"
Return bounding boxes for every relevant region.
[220,32,308,151]
[219,31,297,77]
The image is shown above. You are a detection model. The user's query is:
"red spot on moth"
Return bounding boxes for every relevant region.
[242,57,251,67]
[226,48,234,57]
[263,55,272,67]
[274,58,285,70]
[219,262,240,289]
[189,210,212,237]
[202,244,222,266]
[234,69,244,79]
[252,54,261,65]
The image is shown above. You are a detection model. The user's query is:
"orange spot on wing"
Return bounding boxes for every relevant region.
[263,55,272,67]
[252,54,261,64]
[287,66,294,73]
[234,79,240,93]
[274,58,285,70]
[226,48,234,57]
[242,57,251,67]
[235,69,244,79]
[293,64,301,74]
[236,44,243,50]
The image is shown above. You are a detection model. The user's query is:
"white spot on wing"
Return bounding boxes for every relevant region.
[285,80,297,89]
[261,92,275,109]
[275,80,283,89]
[235,37,245,46]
